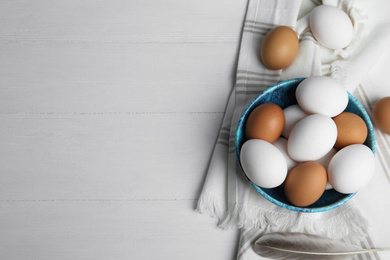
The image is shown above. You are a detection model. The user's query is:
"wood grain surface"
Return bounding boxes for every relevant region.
[0,0,247,259]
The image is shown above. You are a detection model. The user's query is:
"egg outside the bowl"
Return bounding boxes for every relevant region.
[260,26,299,70]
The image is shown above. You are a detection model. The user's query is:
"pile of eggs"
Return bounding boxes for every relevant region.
[239,76,375,207]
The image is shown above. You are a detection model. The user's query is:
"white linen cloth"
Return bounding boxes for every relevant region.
[197,0,390,259]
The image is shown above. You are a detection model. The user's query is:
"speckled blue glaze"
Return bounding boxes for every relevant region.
[235,77,376,213]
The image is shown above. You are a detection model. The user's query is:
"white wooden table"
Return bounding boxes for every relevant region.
[1,1,390,259]
[0,0,244,259]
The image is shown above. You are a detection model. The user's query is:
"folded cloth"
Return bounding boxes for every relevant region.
[197,0,390,259]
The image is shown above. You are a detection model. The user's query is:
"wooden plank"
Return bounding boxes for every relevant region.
[0,113,224,200]
[0,200,239,259]
[0,43,237,113]
[0,0,247,43]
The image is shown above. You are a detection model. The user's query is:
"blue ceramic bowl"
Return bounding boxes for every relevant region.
[235,77,376,212]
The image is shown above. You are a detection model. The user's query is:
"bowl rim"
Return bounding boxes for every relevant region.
[235,77,376,212]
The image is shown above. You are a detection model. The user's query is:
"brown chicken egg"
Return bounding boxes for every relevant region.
[245,103,285,143]
[372,96,390,135]
[332,112,368,149]
[284,162,327,207]
[260,26,299,70]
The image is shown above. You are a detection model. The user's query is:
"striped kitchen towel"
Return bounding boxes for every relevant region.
[197,0,390,259]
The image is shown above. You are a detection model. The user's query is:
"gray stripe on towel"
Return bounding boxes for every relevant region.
[237,69,280,77]
[245,20,277,28]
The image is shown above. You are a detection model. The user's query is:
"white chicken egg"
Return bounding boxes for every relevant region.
[310,5,353,50]
[282,104,308,138]
[273,137,299,172]
[288,114,337,162]
[315,147,338,170]
[240,139,287,188]
[296,76,348,117]
[315,147,338,190]
[328,144,375,194]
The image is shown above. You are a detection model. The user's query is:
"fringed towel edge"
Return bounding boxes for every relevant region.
[196,192,227,221]
[217,201,368,245]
